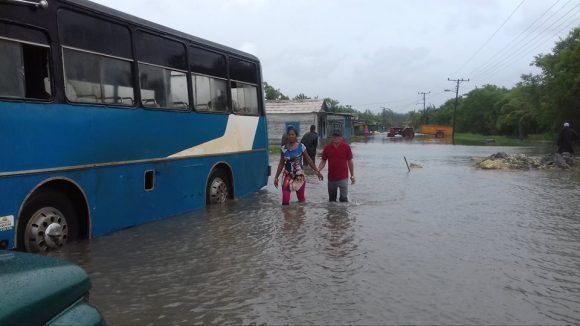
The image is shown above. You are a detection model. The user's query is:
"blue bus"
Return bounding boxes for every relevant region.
[0,0,269,252]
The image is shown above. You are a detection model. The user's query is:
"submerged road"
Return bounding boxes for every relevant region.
[54,137,580,324]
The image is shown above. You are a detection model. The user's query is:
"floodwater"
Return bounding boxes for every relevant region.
[53,136,580,325]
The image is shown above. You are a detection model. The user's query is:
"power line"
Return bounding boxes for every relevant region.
[452,0,528,75]
[468,0,567,77]
[348,91,449,113]
[478,14,580,82]
[474,7,579,80]
[475,7,580,81]
[347,95,424,107]
[474,0,580,75]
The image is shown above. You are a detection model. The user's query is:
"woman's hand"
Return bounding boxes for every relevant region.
[316,170,324,181]
[274,176,279,188]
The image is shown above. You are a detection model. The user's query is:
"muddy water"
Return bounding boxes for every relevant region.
[54,137,580,324]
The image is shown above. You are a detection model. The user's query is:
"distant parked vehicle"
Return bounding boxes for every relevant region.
[0,251,105,325]
[387,127,403,137]
[402,127,415,139]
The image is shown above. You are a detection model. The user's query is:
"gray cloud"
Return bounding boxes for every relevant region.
[93,0,576,112]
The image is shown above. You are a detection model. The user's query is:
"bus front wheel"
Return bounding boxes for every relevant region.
[206,169,230,205]
[18,191,79,253]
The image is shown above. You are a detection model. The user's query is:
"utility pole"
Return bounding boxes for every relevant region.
[447,78,469,144]
[380,106,391,130]
[418,91,430,125]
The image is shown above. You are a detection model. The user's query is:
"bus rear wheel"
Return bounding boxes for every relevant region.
[206,169,230,205]
[18,191,79,253]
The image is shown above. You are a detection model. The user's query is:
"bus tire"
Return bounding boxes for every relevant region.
[18,191,79,253]
[206,169,230,205]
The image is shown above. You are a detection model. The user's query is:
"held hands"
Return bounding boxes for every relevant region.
[316,170,324,181]
[350,175,356,184]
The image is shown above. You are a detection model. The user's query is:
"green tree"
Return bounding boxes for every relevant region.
[429,99,454,126]
[264,82,289,100]
[533,27,580,130]
[293,93,311,100]
[406,110,423,128]
[454,85,508,134]
[496,75,542,137]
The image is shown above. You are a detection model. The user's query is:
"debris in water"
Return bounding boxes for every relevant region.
[474,152,577,170]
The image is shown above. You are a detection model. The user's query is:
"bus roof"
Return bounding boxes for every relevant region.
[61,0,260,63]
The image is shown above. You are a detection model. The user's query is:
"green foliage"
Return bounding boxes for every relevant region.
[293,93,311,100]
[264,82,289,100]
[533,28,580,131]
[429,99,454,125]
[455,85,508,135]
[429,27,580,137]
[323,97,357,114]
[381,108,409,127]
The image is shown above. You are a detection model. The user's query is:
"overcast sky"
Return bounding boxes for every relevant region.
[92,0,580,113]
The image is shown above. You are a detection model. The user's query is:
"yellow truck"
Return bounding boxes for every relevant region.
[420,125,453,138]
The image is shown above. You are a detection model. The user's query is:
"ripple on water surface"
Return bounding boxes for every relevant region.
[53,138,580,324]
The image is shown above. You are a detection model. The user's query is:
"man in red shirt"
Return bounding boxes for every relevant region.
[317,130,355,202]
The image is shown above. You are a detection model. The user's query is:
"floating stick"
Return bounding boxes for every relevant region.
[404,156,411,173]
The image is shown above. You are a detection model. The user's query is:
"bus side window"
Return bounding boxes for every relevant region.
[189,46,228,113]
[63,49,102,103]
[59,9,135,106]
[192,74,228,113]
[229,58,259,115]
[136,31,189,110]
[139,64,189,109]
[231,81,258,115]
[0,39,51,100]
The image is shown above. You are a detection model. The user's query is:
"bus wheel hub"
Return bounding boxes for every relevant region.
[25,208,68,252]
[45,223,64,248]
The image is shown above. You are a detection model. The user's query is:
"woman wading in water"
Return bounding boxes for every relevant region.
[274,126,323,205]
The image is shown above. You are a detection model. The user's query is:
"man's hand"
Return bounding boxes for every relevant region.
[350,175,356,184]
[274,177,279,189]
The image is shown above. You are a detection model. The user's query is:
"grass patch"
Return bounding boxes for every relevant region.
[268,145,281,154]
[454,133,556,146]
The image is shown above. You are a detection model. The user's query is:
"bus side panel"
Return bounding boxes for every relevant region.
[0,170,98,249]
[89,159,206,236]
[89,151,268,236]
[250,116,269,186]
[251,116,268,150]
[0,102,230,173]
[229,151,268,199]
[0,149,268,248]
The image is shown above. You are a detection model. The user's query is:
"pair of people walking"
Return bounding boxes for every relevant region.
[274,126,355,205]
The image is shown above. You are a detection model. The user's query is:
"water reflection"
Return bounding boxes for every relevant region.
[281,205,305,235]
[323,204,354,259]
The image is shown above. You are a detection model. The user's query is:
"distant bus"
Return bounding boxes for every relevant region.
[0,0,269,252]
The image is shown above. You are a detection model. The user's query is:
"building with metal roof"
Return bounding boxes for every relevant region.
[265,100,353,145]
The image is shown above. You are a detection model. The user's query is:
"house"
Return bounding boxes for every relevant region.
[265,100,354,145]
[354,120,382,135]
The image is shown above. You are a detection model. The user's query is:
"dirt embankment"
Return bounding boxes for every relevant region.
[474,152,578,170]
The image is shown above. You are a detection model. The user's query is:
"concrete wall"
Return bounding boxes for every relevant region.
[266,113,318,145]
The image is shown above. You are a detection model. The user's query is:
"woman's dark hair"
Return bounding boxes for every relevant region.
[286,125,298,136]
